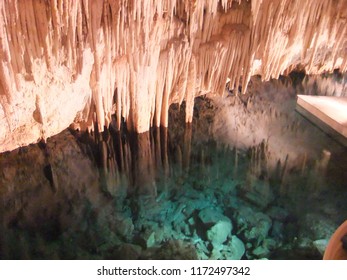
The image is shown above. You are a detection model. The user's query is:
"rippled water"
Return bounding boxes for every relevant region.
[0,88,346,260]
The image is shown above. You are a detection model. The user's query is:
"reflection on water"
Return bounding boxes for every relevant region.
[0,99,346,260]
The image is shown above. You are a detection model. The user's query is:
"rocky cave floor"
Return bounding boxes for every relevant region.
[0,74,347,260]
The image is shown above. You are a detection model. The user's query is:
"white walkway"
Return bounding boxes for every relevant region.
[296,95,347,145]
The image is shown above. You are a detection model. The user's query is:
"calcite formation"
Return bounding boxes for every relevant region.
[0,0,347,152]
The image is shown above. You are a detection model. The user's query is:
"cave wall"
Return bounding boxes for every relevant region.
[0,0,347,153]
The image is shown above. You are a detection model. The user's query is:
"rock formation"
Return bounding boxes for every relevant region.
[1,0,347,152]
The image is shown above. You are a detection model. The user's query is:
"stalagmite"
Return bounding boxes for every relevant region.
[0,0,347,152]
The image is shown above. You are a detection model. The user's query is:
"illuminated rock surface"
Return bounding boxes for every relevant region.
[1,0,347,152]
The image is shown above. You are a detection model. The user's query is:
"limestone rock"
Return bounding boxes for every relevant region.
[252,246,270,258]
[207,221,232,245]
[234,206,272,245]
[240,176,274,209]
[155,240,198,260]
[245,213,272,244]
[313,239,328,256]
[153,223,174,244]
[140,231,156,249]
[271,221,284,240]
[300,213,337,240]
[199,207,232,226]
[199,207,233,245]
[267,206,289,222]
[210,235,245,260]
[226,235,246,260]
[195,241,210,260]
[115,217,134,241]
[114,244,142,260]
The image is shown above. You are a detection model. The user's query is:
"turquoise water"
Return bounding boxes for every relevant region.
[0,94,346,260]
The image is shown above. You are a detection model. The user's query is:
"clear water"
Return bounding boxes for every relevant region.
[0,94,346,260]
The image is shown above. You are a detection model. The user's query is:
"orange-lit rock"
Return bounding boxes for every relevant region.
[0,0,347,152]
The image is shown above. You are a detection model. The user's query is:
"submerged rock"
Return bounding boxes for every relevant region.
[112,243,142,260]
[240,176,274,209]
[300,213,337,240]
[267,206,289,222]
[210,235,245,260]
[115,217,134,241]
[198,207,232,226]
[137,230,156,249]
[155,240,198,260]
[313,239,328,256]
[226,235,246,260]
[207,221,232,245]
[234,206,272,245]
[252,246,270,258]
[153,224,173,244]
[270,221,284,240]
[251,238,277,258]
[181,196,215,217]
[195,241,210,260]
[198,207,233,244]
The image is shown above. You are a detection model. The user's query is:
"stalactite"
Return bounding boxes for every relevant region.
[0,0,347,152]
[95,125,185,197]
